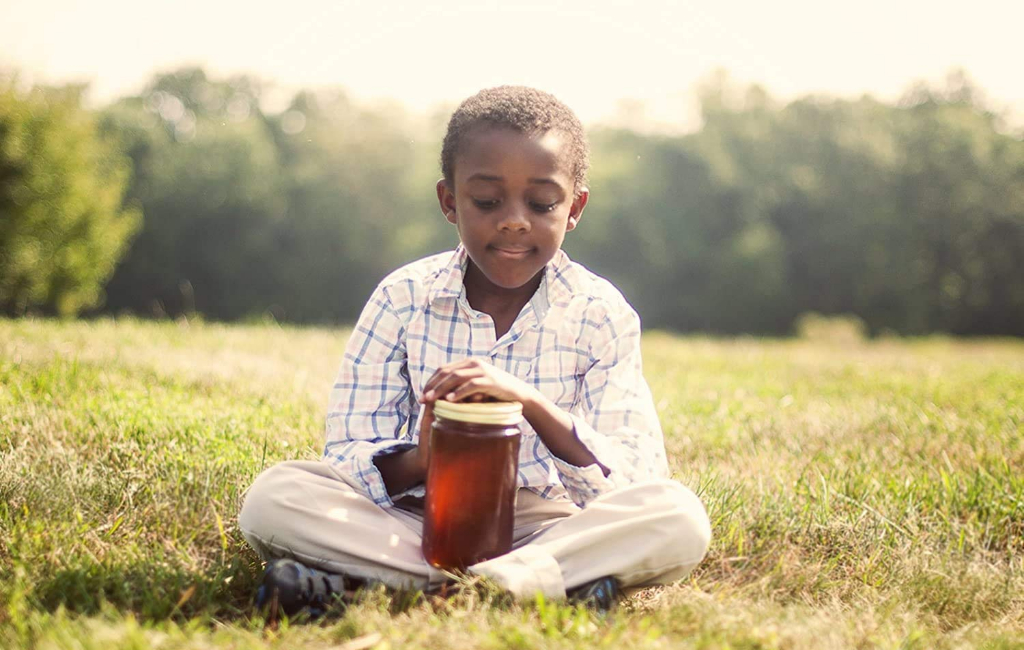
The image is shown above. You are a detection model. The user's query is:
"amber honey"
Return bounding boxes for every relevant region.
[422,399,523,570]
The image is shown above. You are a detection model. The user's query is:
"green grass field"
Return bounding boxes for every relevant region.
[1,318,1021,649]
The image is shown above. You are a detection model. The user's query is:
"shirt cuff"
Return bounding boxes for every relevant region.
[550,415,618,507]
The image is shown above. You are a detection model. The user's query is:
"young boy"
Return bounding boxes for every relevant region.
[238,86,711,617]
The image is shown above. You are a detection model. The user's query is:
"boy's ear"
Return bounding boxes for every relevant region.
[566,187,589,232]
[436,179,457,224]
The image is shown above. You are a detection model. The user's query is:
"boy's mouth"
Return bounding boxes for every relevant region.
[490,245,533,259]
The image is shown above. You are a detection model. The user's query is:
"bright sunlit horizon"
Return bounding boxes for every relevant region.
[2,0,1023,132]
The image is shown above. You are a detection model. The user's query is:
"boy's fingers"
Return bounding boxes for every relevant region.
[422,359,492,397]
[431,358,479,376]
[422,371,445,394]
[424,367,485,401]
[425,377,462,400]
[447,378,489,401]
[422,372,451,398]
[422,364,464,394]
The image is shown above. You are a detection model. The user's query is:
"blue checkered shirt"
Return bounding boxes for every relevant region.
[323,244,668,508]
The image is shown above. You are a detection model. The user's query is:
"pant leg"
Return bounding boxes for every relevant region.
[239,462,711,599]
[237,459,446,590]
[237,459,579,589]
[469,479,711,598]
[511,490,580,544]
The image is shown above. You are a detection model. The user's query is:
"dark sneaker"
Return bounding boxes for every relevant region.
[566,576,620,614]
[254,558,348,619]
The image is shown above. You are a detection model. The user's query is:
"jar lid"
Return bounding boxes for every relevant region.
[432,399,523,425]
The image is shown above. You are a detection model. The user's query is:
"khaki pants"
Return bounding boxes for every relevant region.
[238,460,711,598]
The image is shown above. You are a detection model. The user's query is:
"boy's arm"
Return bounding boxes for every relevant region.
[422,363,608,475]
[419,301,667,508]
[549,303,669,507]
[323,283,419,508]
[372,403,430,495]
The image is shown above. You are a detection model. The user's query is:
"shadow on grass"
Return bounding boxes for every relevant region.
[26,553,263,622]
[20,555,507,624]
[21,550,603,632]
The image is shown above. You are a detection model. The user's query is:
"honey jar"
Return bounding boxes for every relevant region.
[421,399,523,570]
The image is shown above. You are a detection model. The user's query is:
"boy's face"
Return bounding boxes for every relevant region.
[436,126,589,293]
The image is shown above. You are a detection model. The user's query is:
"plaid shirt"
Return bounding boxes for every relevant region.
[323,244,668,508]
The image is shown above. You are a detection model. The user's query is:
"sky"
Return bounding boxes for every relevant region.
[2,0,1022,133]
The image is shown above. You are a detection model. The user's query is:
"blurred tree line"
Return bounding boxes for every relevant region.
[0,79,139,316]
[1,67,1022,335]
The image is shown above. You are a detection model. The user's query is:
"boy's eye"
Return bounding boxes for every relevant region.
[471,199,558,212]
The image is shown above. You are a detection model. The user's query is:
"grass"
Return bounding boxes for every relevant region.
[0,317,1022,649]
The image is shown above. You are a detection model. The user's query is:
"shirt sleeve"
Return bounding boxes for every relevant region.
[551,303,669,507]
[322,283,418,508]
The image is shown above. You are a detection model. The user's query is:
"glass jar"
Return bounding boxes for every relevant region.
[421,399,523,571]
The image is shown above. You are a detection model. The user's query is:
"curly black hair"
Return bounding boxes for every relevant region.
[440,86,590,197]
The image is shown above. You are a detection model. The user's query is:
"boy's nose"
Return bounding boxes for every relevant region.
[497,205,530,232]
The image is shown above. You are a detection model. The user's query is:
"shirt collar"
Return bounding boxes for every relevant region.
[426,245,468,305]
[426,244,577,315]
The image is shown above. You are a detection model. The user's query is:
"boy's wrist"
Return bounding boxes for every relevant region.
[518,386,547,423]
[520,388,574,440]
[520,388,606,472]
[411,445,428,478]
[402,446,428,483]
[375,445,428,495]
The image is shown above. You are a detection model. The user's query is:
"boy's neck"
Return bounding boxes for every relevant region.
[463,261,544,331]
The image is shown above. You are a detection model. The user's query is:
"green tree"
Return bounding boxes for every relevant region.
[99,68,436,323]
[0,78,140,316]
[98,77,286,320]
[890,76,1024,334]
[264,88,434,321]
[89,66,1023,335]
[569,128,779,333]
[685,72,1024,335]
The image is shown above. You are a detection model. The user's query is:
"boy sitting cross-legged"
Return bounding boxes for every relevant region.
[238,85,712,618]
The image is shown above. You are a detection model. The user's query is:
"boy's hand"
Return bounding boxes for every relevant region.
[418,358,608,476]
[419,358,537,405]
